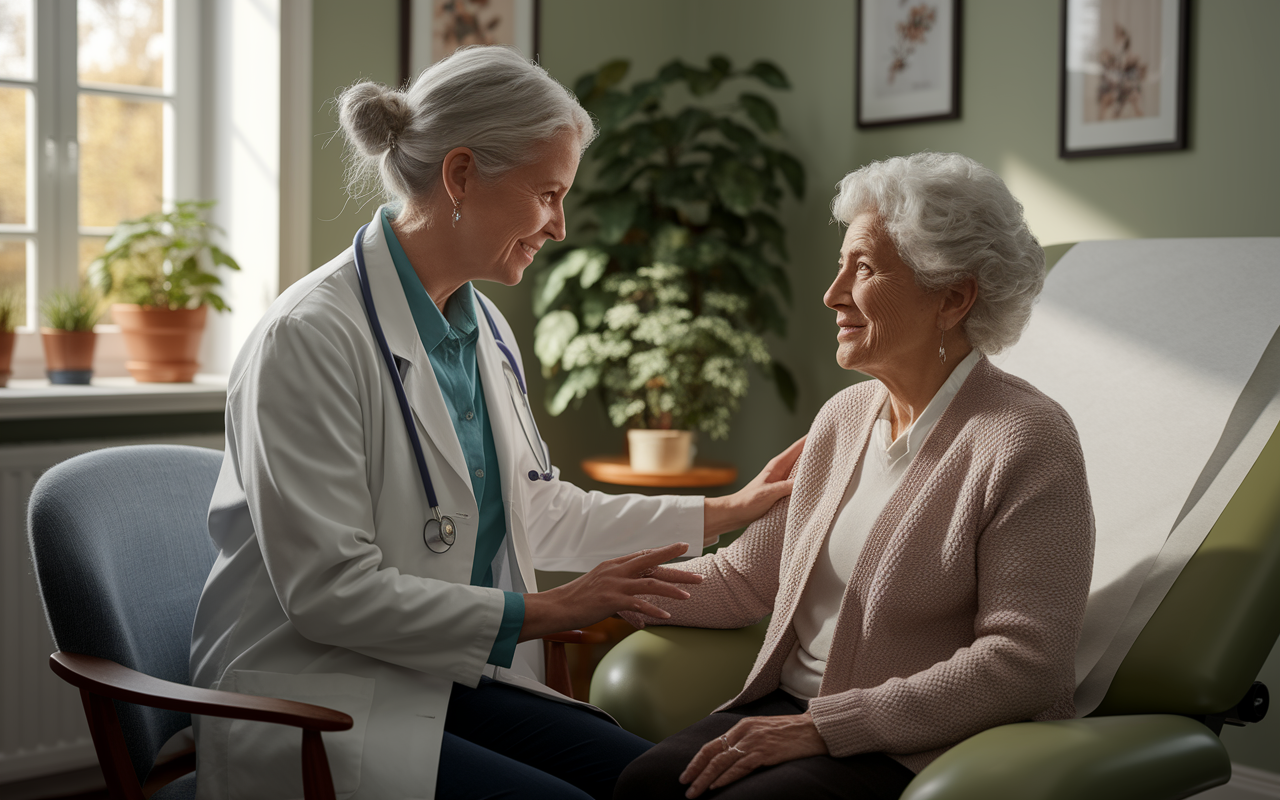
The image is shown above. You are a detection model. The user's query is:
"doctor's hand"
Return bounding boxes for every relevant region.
[518,542,703,641]
[702,436,806,543]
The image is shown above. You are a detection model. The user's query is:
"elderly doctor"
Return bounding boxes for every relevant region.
[189,46,801,800]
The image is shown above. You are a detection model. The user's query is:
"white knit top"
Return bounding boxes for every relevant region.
[781,349,982,701]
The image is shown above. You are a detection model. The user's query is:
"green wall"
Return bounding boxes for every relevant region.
[309,0,1280,773]
[310,0,401,274]
[523,0,1280,490]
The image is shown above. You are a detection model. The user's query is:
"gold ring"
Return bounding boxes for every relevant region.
[719,734,730,751]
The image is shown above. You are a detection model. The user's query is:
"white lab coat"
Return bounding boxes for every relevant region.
[189,209,703,800]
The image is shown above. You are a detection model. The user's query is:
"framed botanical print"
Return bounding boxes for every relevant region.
[400,0,541,85]
[856,0,962,128]
[1059,0,1189,158]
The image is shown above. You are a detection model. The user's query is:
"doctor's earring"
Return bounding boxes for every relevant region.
[451,197,461,228]
[938,329,947,364]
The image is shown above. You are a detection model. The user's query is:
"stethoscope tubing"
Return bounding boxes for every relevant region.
[351,223,554,549]
[354,224,447,512]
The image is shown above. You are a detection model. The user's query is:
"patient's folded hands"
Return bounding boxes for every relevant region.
[702,436,805,543]
[518,542,703,641]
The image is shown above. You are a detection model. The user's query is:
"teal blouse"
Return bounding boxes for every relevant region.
[381,209,524,668]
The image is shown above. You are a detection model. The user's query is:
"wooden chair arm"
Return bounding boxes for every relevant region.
[50,651,353,732]
[542,629,609,645]
[540,630,610,700]
[51,651,347,800]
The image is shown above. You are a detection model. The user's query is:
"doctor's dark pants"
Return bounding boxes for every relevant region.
[437,677,651,799]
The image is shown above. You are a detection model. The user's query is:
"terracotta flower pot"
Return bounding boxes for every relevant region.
[0,331,15,388]
[113,304,208,383]
[41,329,98,385]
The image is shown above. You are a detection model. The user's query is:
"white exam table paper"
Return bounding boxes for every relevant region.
[994,238,1280,715]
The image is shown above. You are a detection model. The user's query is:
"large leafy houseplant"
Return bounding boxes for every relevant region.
[90,200,241,382]
[532,56,804,441]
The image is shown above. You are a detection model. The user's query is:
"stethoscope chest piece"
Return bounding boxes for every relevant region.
[424,515,457,553]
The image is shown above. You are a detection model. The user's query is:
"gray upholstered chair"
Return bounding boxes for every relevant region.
[27,445,352,800]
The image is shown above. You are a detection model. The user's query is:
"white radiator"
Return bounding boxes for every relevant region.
[0,435,223,784]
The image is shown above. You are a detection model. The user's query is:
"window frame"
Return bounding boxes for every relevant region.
[0,0,200,331]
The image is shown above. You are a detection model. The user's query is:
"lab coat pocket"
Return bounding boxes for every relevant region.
[225,670,375,800]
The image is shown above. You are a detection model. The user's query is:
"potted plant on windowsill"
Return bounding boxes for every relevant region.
[531,56,804,473]
[0,288,22,388]
[90,200,240,383]
[40,285,104,385]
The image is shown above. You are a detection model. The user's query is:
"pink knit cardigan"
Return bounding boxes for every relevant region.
[626,357,1095,773]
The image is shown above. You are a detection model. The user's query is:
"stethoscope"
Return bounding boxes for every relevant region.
[353,224,554,554]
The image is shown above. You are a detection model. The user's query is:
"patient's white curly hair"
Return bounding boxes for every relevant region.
[832,152,1046,354]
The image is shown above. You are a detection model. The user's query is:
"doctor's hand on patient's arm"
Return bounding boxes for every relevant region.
[680,712,828,798]
[518,542,704,642]
[702,436,806,544]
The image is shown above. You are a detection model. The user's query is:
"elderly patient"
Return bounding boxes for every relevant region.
[615,152,1096,800]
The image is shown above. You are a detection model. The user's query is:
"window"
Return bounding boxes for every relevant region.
[0,0,198,329]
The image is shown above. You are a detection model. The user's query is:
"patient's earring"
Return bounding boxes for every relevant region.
[451,197,461,228]
[938,329,947,364]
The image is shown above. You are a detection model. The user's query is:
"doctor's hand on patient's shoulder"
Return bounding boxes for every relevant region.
[518,542,704,641]
[702,436,806,544]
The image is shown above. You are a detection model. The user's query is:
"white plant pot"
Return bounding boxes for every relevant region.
[627,429,697,474]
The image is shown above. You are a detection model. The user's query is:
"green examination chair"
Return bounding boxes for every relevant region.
[590,421,1280,799]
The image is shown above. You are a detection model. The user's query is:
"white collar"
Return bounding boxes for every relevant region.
[877,348,983,468]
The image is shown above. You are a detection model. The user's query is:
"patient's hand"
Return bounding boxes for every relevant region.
[680,711,828,798]
[702,436,805,544]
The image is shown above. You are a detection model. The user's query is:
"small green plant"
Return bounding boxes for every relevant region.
[41,285,104,332]
[532,55,804,440]
[91,200,241,311]
[0,288,23,333]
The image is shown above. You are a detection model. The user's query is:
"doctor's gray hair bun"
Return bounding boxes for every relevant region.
[337,46,596,222]
[339,82,412,158]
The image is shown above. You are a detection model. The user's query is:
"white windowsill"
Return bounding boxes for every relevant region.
[0,374,227,420]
